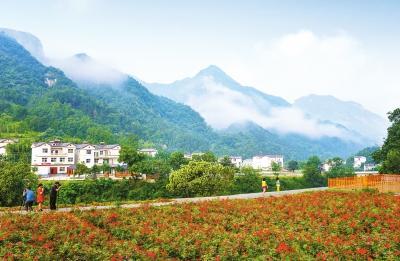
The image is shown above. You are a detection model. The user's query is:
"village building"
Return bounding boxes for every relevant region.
[353,156,367,169]
[242,155,284,170]
[0,138,18,156]
[138,148,158,157]
[229,156,243,168]
[31,140,122,176]
[31,140,76,176]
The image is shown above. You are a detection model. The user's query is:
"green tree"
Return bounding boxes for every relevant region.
[287,160,299,172]
[232,167,262,193]
[0,159,38,206]
[220,156,234,168]
[118,135,144,168]
[325,157,355,178]
[380,150,400,174]
[191,151,217,162]
[373,108,400,174]
[166,161,234,197]
[302,156,326,187]
[169,151,188,170]
[271,162,282,177]
[75,163,90,177]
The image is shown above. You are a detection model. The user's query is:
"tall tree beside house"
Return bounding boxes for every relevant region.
[0,158,37,206]
[118,135,144,168]
[271,162,282,177]
[75,163,90,177]
[169,151,189,170]
[373,108,400,174]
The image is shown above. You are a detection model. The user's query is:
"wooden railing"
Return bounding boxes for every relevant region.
[328,174,400,193]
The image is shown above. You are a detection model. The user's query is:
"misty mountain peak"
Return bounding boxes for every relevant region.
[73,53,91,61]
[196,65,231,79]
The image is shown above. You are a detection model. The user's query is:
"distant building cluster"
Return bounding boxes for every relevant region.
[233,155,284,170]
[31,140,122,176]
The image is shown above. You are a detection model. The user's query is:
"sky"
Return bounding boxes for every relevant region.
[0,0,399,117]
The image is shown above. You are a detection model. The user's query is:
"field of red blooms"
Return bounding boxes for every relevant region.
[1,191,399,260]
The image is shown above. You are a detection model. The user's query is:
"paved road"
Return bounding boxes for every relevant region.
[5,187,327,214]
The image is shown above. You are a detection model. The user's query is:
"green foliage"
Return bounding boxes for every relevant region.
[219,156,234,167]
[302,156,326,187]
[374,108,400,174]
[231,167,262,193]
[167,161,234,197]
[287,160,299,172]
[75,163,90,176]
[0,158,37,206]
[271,162,282,176]
[169,151,189,170]
[380,150,400,174]
[130,156,171,176]
[325,157,355,178]
[191,151,217,162]
[119,136,143,168]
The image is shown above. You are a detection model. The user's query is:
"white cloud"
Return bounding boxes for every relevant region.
[185,76,350,140]
[50,55,127,86]
[228,30,399,117]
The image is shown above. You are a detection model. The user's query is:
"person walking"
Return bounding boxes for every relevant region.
[276,177,281,192]
[23,187,35,211]
[36,183,45,211]
[49,182,61,210]
[262,177,268,193]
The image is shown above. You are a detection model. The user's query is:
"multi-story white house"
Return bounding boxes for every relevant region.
[138,148,158,157]
[0,138,18,156]
[31,140,76,176]
[94,143,121,167]
[31,140,121,176]
[243,155,284,170]
[75,144,96,168]
[354,156,367,169]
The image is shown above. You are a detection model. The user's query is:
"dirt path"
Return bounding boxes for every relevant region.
[4,187,327,214]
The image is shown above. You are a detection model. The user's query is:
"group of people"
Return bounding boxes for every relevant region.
[261,177,280,193]
[22,182,61,212]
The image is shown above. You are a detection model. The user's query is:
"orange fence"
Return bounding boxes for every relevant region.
[328,174,400,193]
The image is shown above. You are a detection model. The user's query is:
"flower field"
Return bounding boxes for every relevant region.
[1,191,399,260]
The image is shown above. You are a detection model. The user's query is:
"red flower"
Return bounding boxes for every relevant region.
[356,248,368,255]
[276,242,292,254]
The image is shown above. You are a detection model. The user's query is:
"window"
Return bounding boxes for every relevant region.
[68,149,73,153]
[100,151,104,155]
[60,158,65,162]
[42,148,48,153]
[86,159,91,163]
[94,159,99,164]
[59,167,65,172]
[41,158,47,163]
[51,158,56,162]
[94,152,99,157]
[51,150,59,155]
[86,150,92,154]
[68,157,74,162]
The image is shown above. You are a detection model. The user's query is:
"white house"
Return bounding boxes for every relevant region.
[94,143,121,167]
[364,163,376,171]
[138,148,158,157]
[75,144,96,168]
[31,140,122,176]
[354,156,367,169]
[31,140,76,176]
[0,138,18,156]
[243,155,284,170]
[322,161,333,172]
[229,156,243,168]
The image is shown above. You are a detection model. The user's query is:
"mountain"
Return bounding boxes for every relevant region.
[0,33,215,151]
[0,29,366,160]
[294,95,388,144]
[0,28,45,63]
[145,65,290,129]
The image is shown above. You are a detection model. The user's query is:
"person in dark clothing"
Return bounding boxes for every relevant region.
[49,182,61,210]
